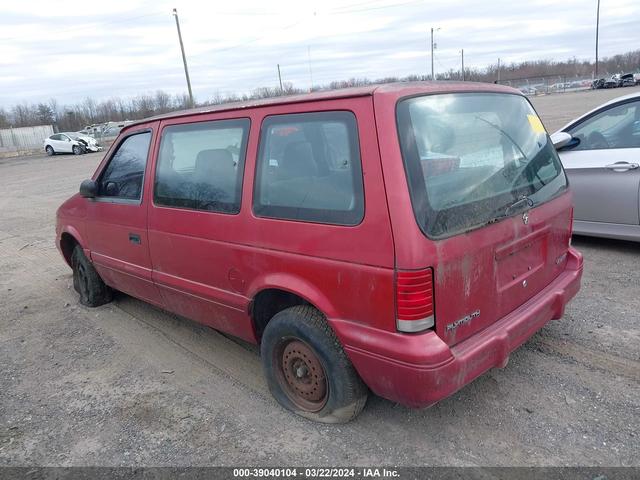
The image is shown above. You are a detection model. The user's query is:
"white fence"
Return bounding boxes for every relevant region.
[0,125,54,156]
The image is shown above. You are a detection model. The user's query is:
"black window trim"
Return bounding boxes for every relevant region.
[152,117,251,215]
[562,97,640,151]
[94,128,153,206]
[252,109,366,227]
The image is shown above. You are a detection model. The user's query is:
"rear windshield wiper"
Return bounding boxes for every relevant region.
[505,195,534,216]
[474,115,528,162]
[485,195,534,225]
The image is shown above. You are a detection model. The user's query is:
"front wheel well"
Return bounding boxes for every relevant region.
[60,232,79,267]
[250,289,311,340]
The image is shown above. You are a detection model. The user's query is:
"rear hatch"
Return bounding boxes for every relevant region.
[396,92,572,346]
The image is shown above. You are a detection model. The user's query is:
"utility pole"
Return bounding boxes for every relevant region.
[461,49,465,81]
[497,57,501,83]
[595,0,601,77]
[173,8,194,107]
[430,27,440,80]
[307,46,314,92]
[277,64,283,93]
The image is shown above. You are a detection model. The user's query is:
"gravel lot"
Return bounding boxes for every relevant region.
[1,88,639,467]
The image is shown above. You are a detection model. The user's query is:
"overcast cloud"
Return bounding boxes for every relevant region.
[1,0,639,107]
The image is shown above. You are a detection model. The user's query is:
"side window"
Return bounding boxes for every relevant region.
[569,101,640,150]
[254,111,364,225]
[154,119,249,214]
[98,131,151,200]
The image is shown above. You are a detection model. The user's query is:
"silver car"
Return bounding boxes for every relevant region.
[552,92,640,241]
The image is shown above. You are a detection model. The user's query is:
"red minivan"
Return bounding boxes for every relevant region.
[56,82,583,422]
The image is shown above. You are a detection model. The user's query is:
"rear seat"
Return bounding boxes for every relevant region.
[267,141,354,211]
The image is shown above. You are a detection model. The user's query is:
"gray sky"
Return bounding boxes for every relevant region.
[1,0,639,107]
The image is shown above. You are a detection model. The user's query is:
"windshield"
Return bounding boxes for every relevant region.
[397,92,567,239]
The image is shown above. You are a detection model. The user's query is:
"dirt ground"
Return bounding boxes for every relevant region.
[1,88,639,467]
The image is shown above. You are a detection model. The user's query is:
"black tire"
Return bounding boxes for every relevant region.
[71,245,112,307]
[261,305,368,423]
[45,145,54,156]
[72,145,82,155]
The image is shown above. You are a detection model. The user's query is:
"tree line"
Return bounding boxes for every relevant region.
[1,49,638,132]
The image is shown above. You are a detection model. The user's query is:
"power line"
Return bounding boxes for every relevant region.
[207,18,308,53]
[0,12,166,42]
[327,0,424,14]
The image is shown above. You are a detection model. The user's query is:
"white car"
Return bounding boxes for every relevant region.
[44,132,102,156]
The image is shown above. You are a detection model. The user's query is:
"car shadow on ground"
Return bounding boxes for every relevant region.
[106,288,544,423]
[571,234,640,253]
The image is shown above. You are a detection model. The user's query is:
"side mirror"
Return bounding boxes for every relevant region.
[550,131,575,150]
[79,179,97,198]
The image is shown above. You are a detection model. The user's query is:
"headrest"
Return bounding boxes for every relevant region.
[195,149,234,173]
[280,141,317,179]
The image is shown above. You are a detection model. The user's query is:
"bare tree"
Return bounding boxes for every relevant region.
[36,103,55,124]
[4,49,640,129]
[0,108,9,128]
[173,93,192,110]
[81,97,98,124]
[12,104,38,127]
[154,90,172,114]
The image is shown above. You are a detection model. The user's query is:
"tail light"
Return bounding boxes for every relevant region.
[395,268,435,333]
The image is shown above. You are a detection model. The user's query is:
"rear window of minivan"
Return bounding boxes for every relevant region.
[397,93,567,239]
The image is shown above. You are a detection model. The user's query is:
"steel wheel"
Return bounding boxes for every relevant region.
[274,338,328,412]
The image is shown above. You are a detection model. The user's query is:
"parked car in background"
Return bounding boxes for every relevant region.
[519,86,537,95]
[619,73,635,87]
[552,91,640,241]
[68,132,102,153]
[44,132,102,156]
[56,82,583,422]
[604,76,619,89]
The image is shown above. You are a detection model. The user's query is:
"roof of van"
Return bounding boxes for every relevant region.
[124,81,520,129]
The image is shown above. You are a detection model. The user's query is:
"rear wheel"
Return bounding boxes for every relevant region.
[72,145,82,155]
[261,305,368,423]
[71,246,112,307]
[45,145,54,156]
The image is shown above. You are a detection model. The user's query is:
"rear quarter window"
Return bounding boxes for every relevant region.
[253,111,364,226]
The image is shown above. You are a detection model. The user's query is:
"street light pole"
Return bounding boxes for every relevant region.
[430,27,440,81]
[173,8,194,107]
[595,0,601,77]
[307,46,314,92]
[430,28,434,80]
[277,64,283,93]
[461,49,465,81]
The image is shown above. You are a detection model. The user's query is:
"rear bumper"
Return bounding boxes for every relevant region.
[332,247,583,408]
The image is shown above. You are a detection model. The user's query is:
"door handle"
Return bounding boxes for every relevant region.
[605,162,639,171]
[128,233,141,245]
